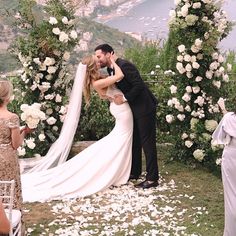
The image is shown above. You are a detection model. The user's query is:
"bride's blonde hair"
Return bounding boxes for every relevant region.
[0,79,13,106]
[82,55,101,105]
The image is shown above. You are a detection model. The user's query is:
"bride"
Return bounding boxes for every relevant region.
[21,55,133,202]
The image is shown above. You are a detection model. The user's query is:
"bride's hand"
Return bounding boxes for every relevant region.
[110,52,115,63]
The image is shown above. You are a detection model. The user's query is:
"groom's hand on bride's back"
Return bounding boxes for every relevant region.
[114,94,126,105]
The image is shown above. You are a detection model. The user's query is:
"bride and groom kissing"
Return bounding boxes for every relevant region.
[21,43,159,202]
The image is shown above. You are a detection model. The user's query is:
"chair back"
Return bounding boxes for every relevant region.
[0,180,15,233]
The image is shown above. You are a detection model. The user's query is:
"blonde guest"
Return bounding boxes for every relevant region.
[0,79,32,235]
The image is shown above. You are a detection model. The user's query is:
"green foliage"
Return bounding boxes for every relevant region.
[158,0,234,173]
[124,42,161,74]
[10,0,79,158]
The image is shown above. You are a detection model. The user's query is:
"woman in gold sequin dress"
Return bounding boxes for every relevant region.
[0,79,31,235]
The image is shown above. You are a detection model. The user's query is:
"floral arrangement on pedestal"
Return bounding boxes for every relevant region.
[161,0,233,171]
[10,0,82,158]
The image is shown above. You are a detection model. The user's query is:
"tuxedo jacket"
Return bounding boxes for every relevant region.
[111,58,158,119]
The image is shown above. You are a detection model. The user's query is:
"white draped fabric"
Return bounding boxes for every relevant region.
[21,63,87,173]
[212,112,236,236]
[21,83,133,202]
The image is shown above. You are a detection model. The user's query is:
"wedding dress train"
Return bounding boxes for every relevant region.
[21,89,133,202]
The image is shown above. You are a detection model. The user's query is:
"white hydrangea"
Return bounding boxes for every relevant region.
[205,120,218,132]
[193,149,205,161]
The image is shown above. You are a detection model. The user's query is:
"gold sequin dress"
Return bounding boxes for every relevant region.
[0,114,22,210]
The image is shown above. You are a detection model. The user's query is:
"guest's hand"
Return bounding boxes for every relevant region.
[218,97,226,110]
[114,94,125,105]
[20,126,35,135]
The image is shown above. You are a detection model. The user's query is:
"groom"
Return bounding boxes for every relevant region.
[95,44,159,188]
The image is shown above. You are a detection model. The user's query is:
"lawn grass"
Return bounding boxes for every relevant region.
[23,145,224,236]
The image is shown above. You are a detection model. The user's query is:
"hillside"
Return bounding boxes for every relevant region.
[0,0,140,73]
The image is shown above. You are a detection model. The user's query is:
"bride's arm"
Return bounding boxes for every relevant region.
[92,56,124,90]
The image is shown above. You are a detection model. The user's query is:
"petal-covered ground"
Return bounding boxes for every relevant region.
[24,173,219,236]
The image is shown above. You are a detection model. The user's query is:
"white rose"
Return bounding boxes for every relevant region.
[63,51,70,61]
[192,61,200,69]
[182,133,188,139]
[185,105,191,112]
[49,17,58,25]
[182,93,191,102]
[174,0,181,5]
[177,114,185,121]
[52,27,60,35]
[178,45,185,53]
[47,117,57,125]
[186,72,193,78]
[55,94,62,103]
[222,74,229,82]
[33,58,41,65]
[195,76,203,82]
[166,114,174,123]
[192,2,201,9]
[185,140,193,148]
[47,66,57,74]
[216,158,222,165]
[177,55,184,61]
[17,147,26,156]
[52,126,58,131]
[170,85,177,94]
[195,38,203,47]
[44,57,56,66]
[38,133,46,141]
[184,54,191,62]
[191,45,199,53]
[25,138,36,149]
[185,63,192,72]
[185,86,192,93]
[62,16,69,24]
[194,96,205,106]
[70,30,78,39]
[181,4,189,17]
[206,70,213,79]
[46,108,53,115]
[212,80,221,89]
[192,86,200,94]
[227,63,232,72]
[59,32,69,43]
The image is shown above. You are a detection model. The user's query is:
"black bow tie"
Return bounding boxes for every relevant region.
[107,67,115,75]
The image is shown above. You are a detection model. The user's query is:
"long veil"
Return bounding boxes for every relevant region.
[21,62,87,173]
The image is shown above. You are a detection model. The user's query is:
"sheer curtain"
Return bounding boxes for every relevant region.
[21,63,87,173]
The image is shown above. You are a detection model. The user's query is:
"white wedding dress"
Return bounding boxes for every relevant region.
[21,85,133,202]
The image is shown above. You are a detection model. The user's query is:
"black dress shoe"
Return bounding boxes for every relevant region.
[128,175,139,180]
[135,180,158,189]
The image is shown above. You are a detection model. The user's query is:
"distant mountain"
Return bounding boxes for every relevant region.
[0,0,140,73]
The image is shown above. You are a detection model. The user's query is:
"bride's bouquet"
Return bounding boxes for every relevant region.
[20,103,46,129]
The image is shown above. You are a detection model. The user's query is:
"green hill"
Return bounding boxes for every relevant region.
[0,1,140,73]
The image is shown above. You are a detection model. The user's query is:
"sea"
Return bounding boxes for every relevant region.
[98,0,236,52]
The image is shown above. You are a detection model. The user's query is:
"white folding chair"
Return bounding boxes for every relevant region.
[0,180,21,236]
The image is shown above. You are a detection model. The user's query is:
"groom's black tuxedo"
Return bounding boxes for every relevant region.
[108,58,159,181]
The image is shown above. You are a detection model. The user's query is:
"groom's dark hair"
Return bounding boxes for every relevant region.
[94,44,114,54]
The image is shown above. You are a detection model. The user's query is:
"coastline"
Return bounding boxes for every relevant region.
[96,0,146,23]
